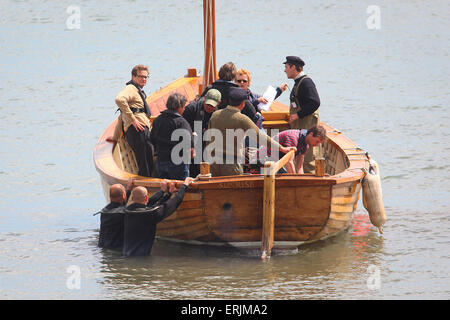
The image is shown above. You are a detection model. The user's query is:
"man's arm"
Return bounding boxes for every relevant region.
[147,180,171,206]
[245,119,296,156]
[274,84,288,100]
[295,154,305,174]
[147,190,166,206]
[241,116,282,152]
[153,177,194,223]
[182,102,196,130]
[285,159,296,174]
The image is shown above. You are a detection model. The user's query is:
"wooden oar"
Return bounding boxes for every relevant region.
[131,162,213,189]
[261,149,295,260]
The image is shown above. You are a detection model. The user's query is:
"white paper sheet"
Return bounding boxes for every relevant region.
[257,86,277,111]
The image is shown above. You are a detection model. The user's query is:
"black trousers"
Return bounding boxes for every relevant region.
[125,126,154,177]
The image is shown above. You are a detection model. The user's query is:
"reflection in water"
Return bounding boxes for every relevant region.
[92,211,386,299]
[352,213,372,262]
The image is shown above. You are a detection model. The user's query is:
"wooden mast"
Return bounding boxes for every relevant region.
[202,0,217,92]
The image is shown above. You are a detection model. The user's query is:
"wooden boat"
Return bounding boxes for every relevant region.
[93,0,375,256]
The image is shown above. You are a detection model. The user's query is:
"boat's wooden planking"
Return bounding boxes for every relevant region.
[309,181,361,241]
[157,184,333,243]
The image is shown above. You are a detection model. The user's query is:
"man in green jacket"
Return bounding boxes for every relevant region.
[207,87,296,176]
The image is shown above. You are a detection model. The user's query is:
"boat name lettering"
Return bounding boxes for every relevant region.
[215,181,255,189]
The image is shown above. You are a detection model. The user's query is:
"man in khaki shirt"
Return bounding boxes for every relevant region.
[207,87,295,176]
[113,65,154,177]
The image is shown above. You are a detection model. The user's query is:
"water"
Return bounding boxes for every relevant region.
[0,0,449,300]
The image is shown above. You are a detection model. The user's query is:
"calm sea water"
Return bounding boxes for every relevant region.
[0,0,448,300]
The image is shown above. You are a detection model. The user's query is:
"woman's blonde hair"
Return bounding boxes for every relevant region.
[236,68,252,86]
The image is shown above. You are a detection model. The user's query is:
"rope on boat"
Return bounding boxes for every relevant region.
[194,173,212,181]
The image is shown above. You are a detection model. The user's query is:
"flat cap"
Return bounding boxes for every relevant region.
[283,56,305,67]
[228,87,248,106]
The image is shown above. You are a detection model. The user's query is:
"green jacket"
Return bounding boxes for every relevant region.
[207,106,282,162]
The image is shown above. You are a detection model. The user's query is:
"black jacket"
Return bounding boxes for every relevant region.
[122,184,188,256]
[201,80,258,123]
[290,75,321,118]
[182,97,212,135]
[201,79,238,110]
[97,189,131,250]
[150,110,194,162]
[97,202,125,250]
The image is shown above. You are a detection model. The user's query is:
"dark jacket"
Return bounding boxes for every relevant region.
[150,110,194,162]
[290,75,321,118]
[201,79,238,110]
[97,189,131,250]
[182,97,212,135]
[98,202,125,250]
[122,184,188,256]
[201,79,259,123]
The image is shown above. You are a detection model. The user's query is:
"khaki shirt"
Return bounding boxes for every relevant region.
[114,84,151,138]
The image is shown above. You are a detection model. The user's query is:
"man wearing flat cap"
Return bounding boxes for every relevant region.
[283,55,321,173]
[207,87,295,176]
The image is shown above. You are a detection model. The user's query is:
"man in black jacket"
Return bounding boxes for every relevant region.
[150,92,195,180]
[283,56,321,173]
[123,177,194,256]
[97,180,133,250]
[183,88,221,177]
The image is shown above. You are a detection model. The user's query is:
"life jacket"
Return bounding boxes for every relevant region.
[289,75,309,114]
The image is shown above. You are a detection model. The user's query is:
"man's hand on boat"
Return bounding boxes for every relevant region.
[162,177,194,194]
[289,113,299,124]
[183,177,195,186]
[160,179,169,193]
[127,177,136,190]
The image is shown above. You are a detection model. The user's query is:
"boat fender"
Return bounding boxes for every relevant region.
[365,152,380,176]
[362,167,386,234]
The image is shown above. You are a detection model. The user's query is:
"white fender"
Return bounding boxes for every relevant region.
[362,167,386,234]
